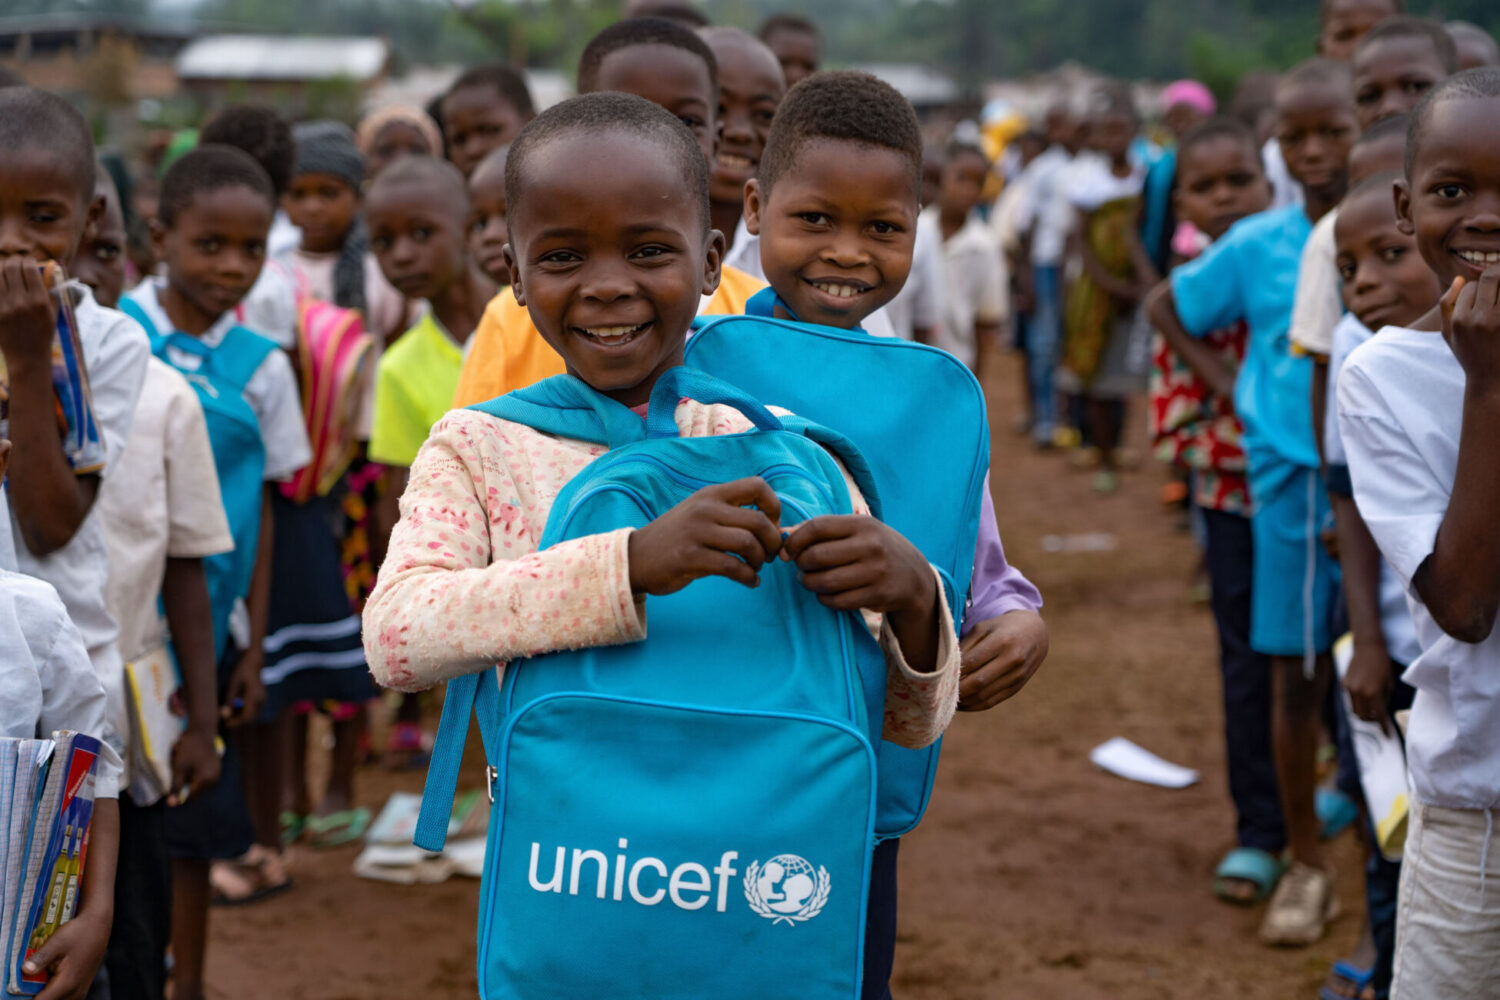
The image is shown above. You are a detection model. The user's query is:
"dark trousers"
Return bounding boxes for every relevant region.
[1201,507,1286,853]
[861,837,900,1000]
[104,796,171,1000]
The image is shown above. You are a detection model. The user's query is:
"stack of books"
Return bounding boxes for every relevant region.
[0,733,103,996]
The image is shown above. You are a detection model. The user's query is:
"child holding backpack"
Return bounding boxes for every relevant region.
[364,93,960,999]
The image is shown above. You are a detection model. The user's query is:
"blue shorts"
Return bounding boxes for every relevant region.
[1248,460,1339,657]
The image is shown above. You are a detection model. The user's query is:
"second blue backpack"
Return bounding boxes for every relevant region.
[120,298,274,661]
[419,367,896,999]
[685,295,990,837]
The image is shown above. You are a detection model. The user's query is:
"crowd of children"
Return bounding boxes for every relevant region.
[1,2,1498,999]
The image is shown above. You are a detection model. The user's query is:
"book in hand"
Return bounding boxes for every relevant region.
[0,733,103,996]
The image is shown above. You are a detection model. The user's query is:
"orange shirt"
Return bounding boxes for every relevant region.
[451,264,766,408]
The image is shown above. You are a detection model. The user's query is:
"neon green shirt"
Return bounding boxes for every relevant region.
[369,311,465,467]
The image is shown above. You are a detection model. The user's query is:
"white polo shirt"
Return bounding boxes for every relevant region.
[1338,325,1500,809]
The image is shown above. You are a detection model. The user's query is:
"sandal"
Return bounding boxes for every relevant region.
[210,844,293,906]
[280,810,306,847]
[1318,787,1359,840]
[1319,959,1375,1000]
[306,806,372,849]
[1213,846,1284,905]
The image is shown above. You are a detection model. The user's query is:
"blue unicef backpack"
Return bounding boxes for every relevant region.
[684,290,990,837]
[120,298,273,660]
[418,367,896,1000]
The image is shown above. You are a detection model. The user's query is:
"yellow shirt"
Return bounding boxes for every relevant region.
[450,265,766,408]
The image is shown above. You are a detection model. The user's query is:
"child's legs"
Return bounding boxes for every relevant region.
[320,703,365,814]
[1201,507,1285,854]
[1086,397,1126,467]
[1389,803,1500,1000]
[1272,652,1333,866]
[241,717,287,849]
[1028,266,1062,443]
[105,796,171,1000]
[286,710,311,816]
[169,858,210,1000]
[861,838,900,1000]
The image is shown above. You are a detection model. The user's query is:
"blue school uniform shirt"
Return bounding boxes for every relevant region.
[1170,203,1316,474]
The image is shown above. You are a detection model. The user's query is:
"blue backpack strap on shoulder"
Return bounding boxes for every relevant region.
[118,297,160,343]
[210,326,278,391]
[468,374,645,448]
[416,667,503,851]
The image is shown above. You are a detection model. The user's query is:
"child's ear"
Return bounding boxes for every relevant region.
[701,226,726,298]
[1394,179,1415,236]
[743,179,763,236]
[504,244,524,306]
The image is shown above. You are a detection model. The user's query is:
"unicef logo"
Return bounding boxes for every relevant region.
[743,854,830,925]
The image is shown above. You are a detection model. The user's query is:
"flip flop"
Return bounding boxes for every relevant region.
[306,806,372,848]
[1213,846,1284,904]
[1319,959,1374,1000]
[1318,787,1359,840]
[210,845,292,906]
[280,810,306,847]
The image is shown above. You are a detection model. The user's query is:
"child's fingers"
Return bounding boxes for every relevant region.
[782,515,862,561]
[1440,275,1469,328]
[790,534,870,573]
[799,562,877,597]
[701,524,773,572]
[712,503,783,561]
[1479,266,1500,310]
[699,549,761,589]
[707,476,782,527]
[811,585,883,613]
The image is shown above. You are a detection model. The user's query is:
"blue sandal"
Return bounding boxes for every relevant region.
[1213,846,1285,904]
[1318,959,1374,1000]
[1318,787,1360,840]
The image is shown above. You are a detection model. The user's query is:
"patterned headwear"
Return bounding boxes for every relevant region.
[291,120,368,313]
[356,105,443,159]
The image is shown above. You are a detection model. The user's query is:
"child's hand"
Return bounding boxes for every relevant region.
[782,516,936,618]
[958,610,1049,712]
[628,477,783,595]
[25,902,110,1000]
[0,258,59,368]
[222,649,265,727]
[1441,269,1500,389]
[1344,642,1395,735]
[169,726,222,806]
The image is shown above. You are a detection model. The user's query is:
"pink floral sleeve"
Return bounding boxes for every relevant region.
[363,411,644,691]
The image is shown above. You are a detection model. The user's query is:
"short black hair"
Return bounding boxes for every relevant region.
[1447,21,1500,68]
[1344,167,1405,205]
[158,144,275,229]
[1355,16,1460,74]
[1406,67,1500,176]
[944,140,989,168]
[1355,110,1409,148]
[577,17,718,94]
[199,104,294,197]
[505,92,710,232]
[1320,0,1404,24]
[1088,81,1141,123]
[758,12,820,43]
[1177,116,1261,165]
[445,63,536,119]
[1278,57,1353,104]
[0,87,95,205]
[758,70,923,196]
[367,154,469,221]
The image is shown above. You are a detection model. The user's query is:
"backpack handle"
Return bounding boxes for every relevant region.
[644,367,783,439]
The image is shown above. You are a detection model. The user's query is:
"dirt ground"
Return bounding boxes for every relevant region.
[207,353,1367,999]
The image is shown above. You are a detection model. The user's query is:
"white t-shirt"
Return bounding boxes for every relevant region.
[11,285,149,776]
[1263,138,1304,212]
[0,569,124,797]
[1338,326,1500,808]
[126,280,312,483]
[1288,209,1341,357]
[1012,145,1074,266]
[923,206,1007,366]
[718,220,900,339]
[235,258,299,350]
[884,213,945,341]
[1065,157,1147,213]
[1323,314,1421,667]
[98,358,235,666]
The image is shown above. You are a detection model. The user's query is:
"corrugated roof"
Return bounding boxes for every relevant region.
[177,34,389,82]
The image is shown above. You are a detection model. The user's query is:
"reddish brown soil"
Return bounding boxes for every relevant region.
[206,354,1366,998]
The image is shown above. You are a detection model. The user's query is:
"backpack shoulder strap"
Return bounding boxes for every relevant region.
[467,374,646,449]
[778,415,883,522]
[416,667,503,852]
[118,296,163,347]
[209,326,279,393]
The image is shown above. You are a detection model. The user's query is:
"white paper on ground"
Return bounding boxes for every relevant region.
[1089,737,1200,789]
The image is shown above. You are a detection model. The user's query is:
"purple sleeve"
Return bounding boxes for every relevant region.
[961,476,1043,635]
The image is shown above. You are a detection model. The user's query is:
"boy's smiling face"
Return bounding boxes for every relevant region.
[1353,36,1450,130]
[1336,183,1441,330]
[1276,81,1357,202]
[703,33,785,214]
[592,45,717,165]
[0,145,100,269]
[154,184,272,334]
[1174,135,1272,241]
[505,129,723,408]
[1398,95,1500,290]
[744,138,917,329]
[368,177,468,303]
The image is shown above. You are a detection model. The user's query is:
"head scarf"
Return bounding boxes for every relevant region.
[356,105,443,160]
[1161,79,1217,116]
[291,120,368,313]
